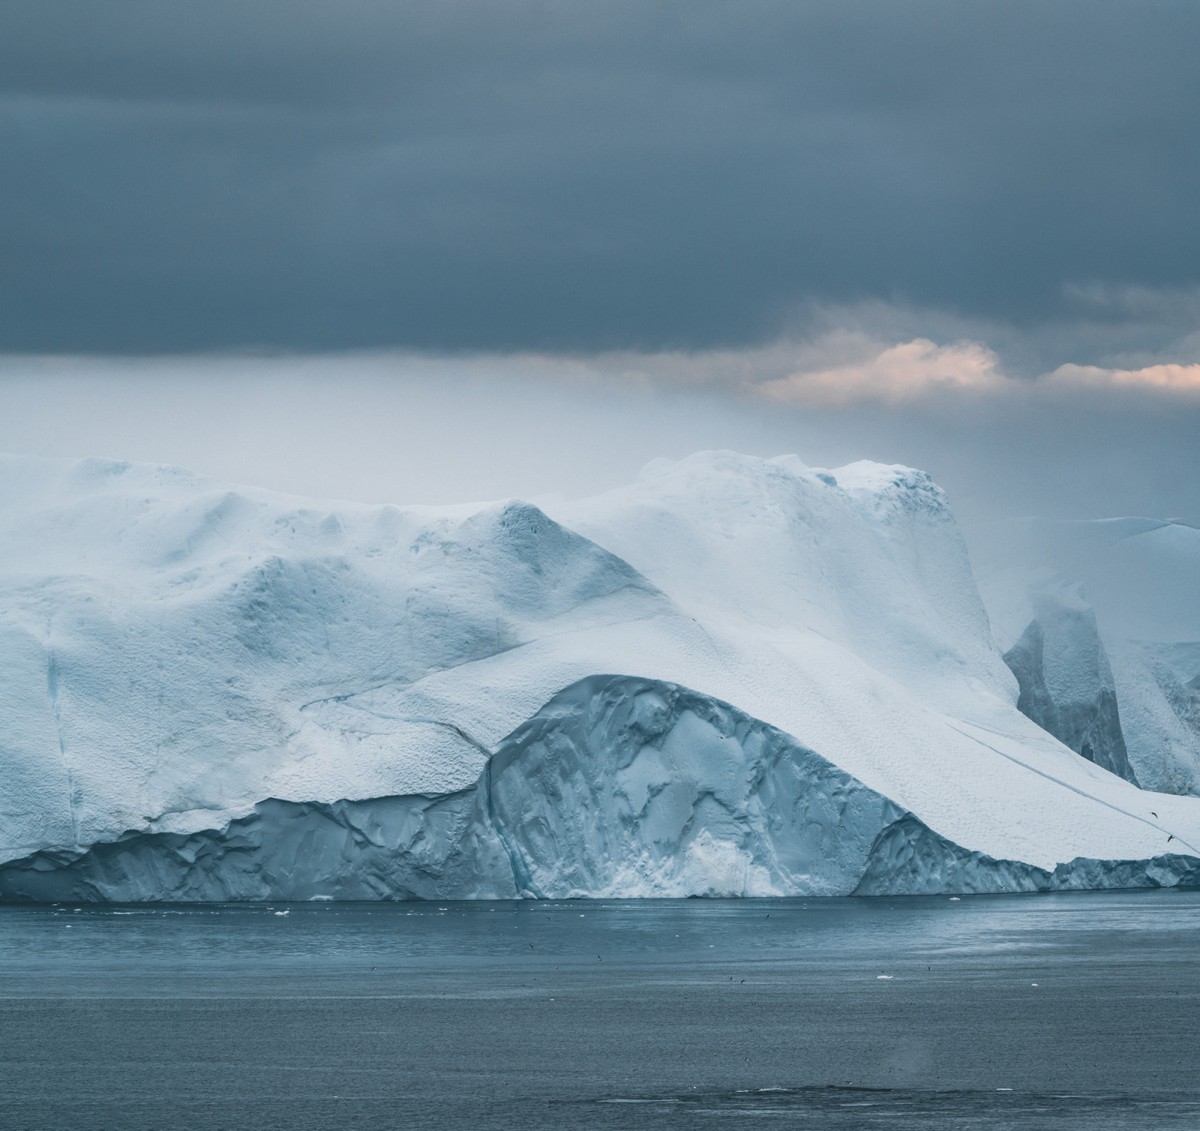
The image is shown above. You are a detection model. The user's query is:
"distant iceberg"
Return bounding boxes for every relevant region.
[972,515,1200,796]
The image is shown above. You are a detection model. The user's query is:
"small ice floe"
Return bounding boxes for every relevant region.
[273,909,289,917]
[876,974,894,980]
[1030,982,1039,987]
[949,896,961,902]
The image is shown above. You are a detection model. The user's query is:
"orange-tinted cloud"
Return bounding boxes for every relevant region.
[754,338,1006,405]
[1046,362,1200,393]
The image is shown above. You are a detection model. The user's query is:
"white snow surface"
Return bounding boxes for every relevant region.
[2,449,1199,878]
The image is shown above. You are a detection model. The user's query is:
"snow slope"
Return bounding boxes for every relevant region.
[2,451,1199,899]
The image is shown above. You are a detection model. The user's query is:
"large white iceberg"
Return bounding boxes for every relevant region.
[1,450,1198,900]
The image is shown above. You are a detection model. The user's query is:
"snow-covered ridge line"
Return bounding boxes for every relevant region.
[2,450,1199,899]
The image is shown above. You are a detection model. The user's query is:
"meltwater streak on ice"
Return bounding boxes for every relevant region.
[2,893,1200,1130]
[2,449,1200,898]
[945,721,1200,856]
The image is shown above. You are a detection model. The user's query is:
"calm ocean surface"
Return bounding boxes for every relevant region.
[2,891,1199,1129]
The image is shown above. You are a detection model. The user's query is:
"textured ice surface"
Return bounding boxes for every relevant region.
[484,676,904,898]
[3,450,1200,900]
[973,515,1200,798]
[1002,582,1136,783]
[1107,643,1200,795]
[4,676,1196,901]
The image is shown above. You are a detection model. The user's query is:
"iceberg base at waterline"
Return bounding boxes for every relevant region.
[2,450,1199,901]
[3,677,1198,902]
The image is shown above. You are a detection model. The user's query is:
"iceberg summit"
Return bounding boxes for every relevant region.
[1,450,1198,901]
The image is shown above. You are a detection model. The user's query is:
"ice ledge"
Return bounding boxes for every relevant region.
[3,676,1197,902]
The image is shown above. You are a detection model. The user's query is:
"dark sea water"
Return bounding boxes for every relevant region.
[2,891,1199,1130]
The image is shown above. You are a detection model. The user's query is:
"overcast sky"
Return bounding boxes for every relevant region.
[2,2,1198,523]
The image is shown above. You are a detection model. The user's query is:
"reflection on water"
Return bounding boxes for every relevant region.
[7,890,1200,970]
[2,891,1199,1129]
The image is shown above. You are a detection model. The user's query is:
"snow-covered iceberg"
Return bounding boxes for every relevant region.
[2,451,1198,900]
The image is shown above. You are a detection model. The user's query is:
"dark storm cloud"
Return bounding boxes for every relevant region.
[2,1,1199,353]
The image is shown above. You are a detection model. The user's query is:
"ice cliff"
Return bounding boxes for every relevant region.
[2,451,1199,900]
[1001,582,1136,783]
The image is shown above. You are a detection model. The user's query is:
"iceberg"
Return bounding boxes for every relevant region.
[1000,580,1136,783]
[2,451,1199,900]
[973,515,1200,798]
